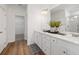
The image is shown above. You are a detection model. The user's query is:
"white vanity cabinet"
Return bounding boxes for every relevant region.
[37,32,42,49]
[58,39,79,55]
[67,44,79,55]
[34,31,38,44]
[34,31,42,49]
[34,31,79,55]
[34,31,51,55]
[51,37,69,55]
[51,37,79,55]
[41,34,51,55]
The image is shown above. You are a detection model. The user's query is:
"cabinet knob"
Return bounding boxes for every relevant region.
[53,40,55,42]
[63,51,67,54]
[63,51,66,53]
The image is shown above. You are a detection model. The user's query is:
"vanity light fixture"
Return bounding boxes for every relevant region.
[74,16,78,18]
[71,16,78,21]
[41,9,48,15]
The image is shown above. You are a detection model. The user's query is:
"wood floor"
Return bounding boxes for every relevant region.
[1,40,32,55]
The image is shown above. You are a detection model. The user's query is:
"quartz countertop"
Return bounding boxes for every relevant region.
[35,30,79,45]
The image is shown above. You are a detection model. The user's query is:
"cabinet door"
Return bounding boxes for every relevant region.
[51,37,68,55]
[55,38,79,55]
[34,31,39,45]
[67,45,79,55]
[51,37,79,55]
[60,40,79,55]
[37,33,42,49]
[34,32,42,49]
[42,34,51,55]
[36,32,42,48]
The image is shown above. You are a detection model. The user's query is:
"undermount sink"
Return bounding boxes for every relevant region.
[72,34,79,37]
[65,33,79,37]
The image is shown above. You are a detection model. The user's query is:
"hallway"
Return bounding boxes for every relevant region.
[1,40,32,55]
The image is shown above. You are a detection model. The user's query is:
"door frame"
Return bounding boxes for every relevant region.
[14,15,27,41]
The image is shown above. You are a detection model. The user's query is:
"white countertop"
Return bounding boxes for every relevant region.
[35,30,79,45]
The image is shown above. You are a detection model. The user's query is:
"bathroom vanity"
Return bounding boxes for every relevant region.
[34,30,79,55]
[33,4,79,55]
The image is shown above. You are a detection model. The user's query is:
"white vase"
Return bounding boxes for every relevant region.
[50,27,55,32]
[50,27,59,33]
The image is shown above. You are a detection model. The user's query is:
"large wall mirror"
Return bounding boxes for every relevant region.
[51,4,79,33]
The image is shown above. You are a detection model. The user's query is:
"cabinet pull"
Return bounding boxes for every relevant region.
[63,51,66,53]
[63,51,67,54]
[53,40,55,42]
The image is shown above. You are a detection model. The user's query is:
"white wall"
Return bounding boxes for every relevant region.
[27,4,60,45]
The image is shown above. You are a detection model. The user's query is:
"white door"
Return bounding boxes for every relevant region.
[0,6,7,53]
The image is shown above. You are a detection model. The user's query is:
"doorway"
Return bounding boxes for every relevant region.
[15,16,25,41]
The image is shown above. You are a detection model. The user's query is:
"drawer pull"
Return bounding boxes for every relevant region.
[53,40,55,42]
[63,51,67,54]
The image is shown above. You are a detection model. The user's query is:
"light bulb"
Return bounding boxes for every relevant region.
[41,9,48,15]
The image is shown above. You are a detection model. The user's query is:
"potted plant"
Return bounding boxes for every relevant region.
[49,20,62,33]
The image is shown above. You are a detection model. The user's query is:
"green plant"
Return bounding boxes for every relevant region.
[49,20,62,27]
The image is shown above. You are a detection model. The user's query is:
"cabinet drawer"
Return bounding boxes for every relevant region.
[52,37,79,55]
[51,45,68,55]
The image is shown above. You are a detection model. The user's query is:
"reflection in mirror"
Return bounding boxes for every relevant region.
[51,4,79,33]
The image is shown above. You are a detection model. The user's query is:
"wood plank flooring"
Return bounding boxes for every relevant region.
[1,40,32,55]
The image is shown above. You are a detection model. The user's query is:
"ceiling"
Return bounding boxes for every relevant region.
[51,4,79,13]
